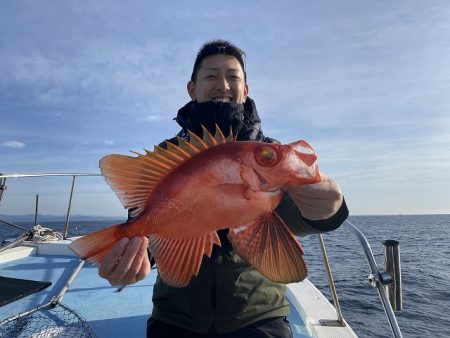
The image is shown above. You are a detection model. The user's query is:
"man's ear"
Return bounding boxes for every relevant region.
[187,81,196,101]
[244,83,249,100]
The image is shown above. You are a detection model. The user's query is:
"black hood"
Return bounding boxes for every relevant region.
[175,97,264,141]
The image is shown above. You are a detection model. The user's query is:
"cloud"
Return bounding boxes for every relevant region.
[1,1,449,215]
[1,141,25,149]
[138,114,164,122]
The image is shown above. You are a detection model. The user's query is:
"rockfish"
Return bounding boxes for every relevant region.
[70,127,321,287]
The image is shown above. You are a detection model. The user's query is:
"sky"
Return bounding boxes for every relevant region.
[1,0,449,217]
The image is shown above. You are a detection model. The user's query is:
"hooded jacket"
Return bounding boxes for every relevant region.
[150,98,349,334]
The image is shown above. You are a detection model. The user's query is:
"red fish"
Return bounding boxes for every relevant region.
[70,127,321,287]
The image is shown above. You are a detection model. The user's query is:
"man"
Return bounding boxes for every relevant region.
[98,40,348,338]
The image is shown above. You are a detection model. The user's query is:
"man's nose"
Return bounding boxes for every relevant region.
[215,76,230,91]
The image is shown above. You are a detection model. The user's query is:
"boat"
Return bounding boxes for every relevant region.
[0,173,403,337]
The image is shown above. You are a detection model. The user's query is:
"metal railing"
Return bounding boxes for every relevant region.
[1,172,404,337]
[318,219,403,338]
[0,173,101,244]
[0,173,7,207]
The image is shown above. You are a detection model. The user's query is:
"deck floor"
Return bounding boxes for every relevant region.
[0,254,154,337]
[0,253,310,338]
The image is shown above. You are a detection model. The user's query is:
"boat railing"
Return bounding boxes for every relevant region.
[0,175,6,205]
[0,173,101,246]
[318,219,403,338]
[1,172,404,337]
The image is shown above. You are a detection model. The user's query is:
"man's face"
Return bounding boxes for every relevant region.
[188,54,249,104]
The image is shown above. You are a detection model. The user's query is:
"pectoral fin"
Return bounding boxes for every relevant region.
[228,213,307,283]
[148,232,221,287]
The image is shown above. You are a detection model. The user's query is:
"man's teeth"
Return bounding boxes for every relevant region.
[212,98,231,102]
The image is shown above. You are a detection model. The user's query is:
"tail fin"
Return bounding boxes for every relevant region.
[69,223,126,264]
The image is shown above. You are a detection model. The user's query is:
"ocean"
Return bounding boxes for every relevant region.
[1,214,449,338]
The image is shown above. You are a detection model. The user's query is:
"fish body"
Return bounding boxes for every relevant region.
[70,127,321,287]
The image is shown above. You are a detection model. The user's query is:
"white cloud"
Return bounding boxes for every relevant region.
[1,141,25,149]
[104,140,114,145]
[139,115,164,122]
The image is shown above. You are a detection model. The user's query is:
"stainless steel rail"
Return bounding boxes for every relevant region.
[1,172,404,337]
[0,173,101,179]
[318,220,403,336]
[0,173,101,241]
[0,173,7,207]
[317,234,346,327]
[63,175,77,239]
[0,219,28,231]
[344,219,403,338]
[0,260,86,325]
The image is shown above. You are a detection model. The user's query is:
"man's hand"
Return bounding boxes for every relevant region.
[98,236,151,286]
[285,173,343,221]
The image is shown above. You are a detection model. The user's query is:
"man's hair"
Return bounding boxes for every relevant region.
[191,40,246,82]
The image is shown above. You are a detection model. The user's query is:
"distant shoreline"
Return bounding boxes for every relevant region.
[1,213,448,223]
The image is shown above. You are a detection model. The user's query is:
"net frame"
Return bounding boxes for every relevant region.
[0,260,97,338]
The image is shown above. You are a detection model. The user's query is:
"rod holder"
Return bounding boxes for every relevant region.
[383,240,402,312]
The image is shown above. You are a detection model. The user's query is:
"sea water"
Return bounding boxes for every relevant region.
[301,214,450,338]
[1,214,449,338]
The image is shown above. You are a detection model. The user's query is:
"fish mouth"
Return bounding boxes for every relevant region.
[252,167,283,192]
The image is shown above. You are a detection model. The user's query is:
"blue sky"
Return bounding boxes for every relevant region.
[1,1,449,217]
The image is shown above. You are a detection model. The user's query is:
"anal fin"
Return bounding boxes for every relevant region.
[148,232,220,287]
[228,213,307,283]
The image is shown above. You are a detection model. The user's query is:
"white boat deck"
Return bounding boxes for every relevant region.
[0,241,357,337]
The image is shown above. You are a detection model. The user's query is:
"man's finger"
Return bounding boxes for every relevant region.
[99,237,129,278]
[123,238,150,284]
[106,237,143,284]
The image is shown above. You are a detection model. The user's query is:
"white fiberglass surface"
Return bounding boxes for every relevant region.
[0,254,311,337]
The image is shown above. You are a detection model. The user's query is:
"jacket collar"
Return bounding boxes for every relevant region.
[175,97,263,141]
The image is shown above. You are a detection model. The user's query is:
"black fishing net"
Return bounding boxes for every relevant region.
[0,302,97,338]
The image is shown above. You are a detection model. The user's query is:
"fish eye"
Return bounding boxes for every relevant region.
[255,146,278,167]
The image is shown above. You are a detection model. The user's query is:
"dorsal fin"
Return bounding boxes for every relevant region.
[176,136,202,156]
[187,130,209,150]
[100,125,234,218]
[201,126,219,146]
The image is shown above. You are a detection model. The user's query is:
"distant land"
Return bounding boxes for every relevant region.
[0,214,126,222]
[1,213,447,223]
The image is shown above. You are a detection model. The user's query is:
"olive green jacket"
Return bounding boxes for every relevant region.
[148,98,349,333]
[151,193,348,334]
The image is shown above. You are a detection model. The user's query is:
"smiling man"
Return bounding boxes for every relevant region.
[187,54,248,104]
[98,40,348,338]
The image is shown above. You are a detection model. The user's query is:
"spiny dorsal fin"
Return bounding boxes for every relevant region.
[201,126,219,146]
[100,125,234,218]
[144,148,178,167]
[225,126,235,143]
[188,130,209,150]
[176,136,202,156]
[165,142,192,160]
